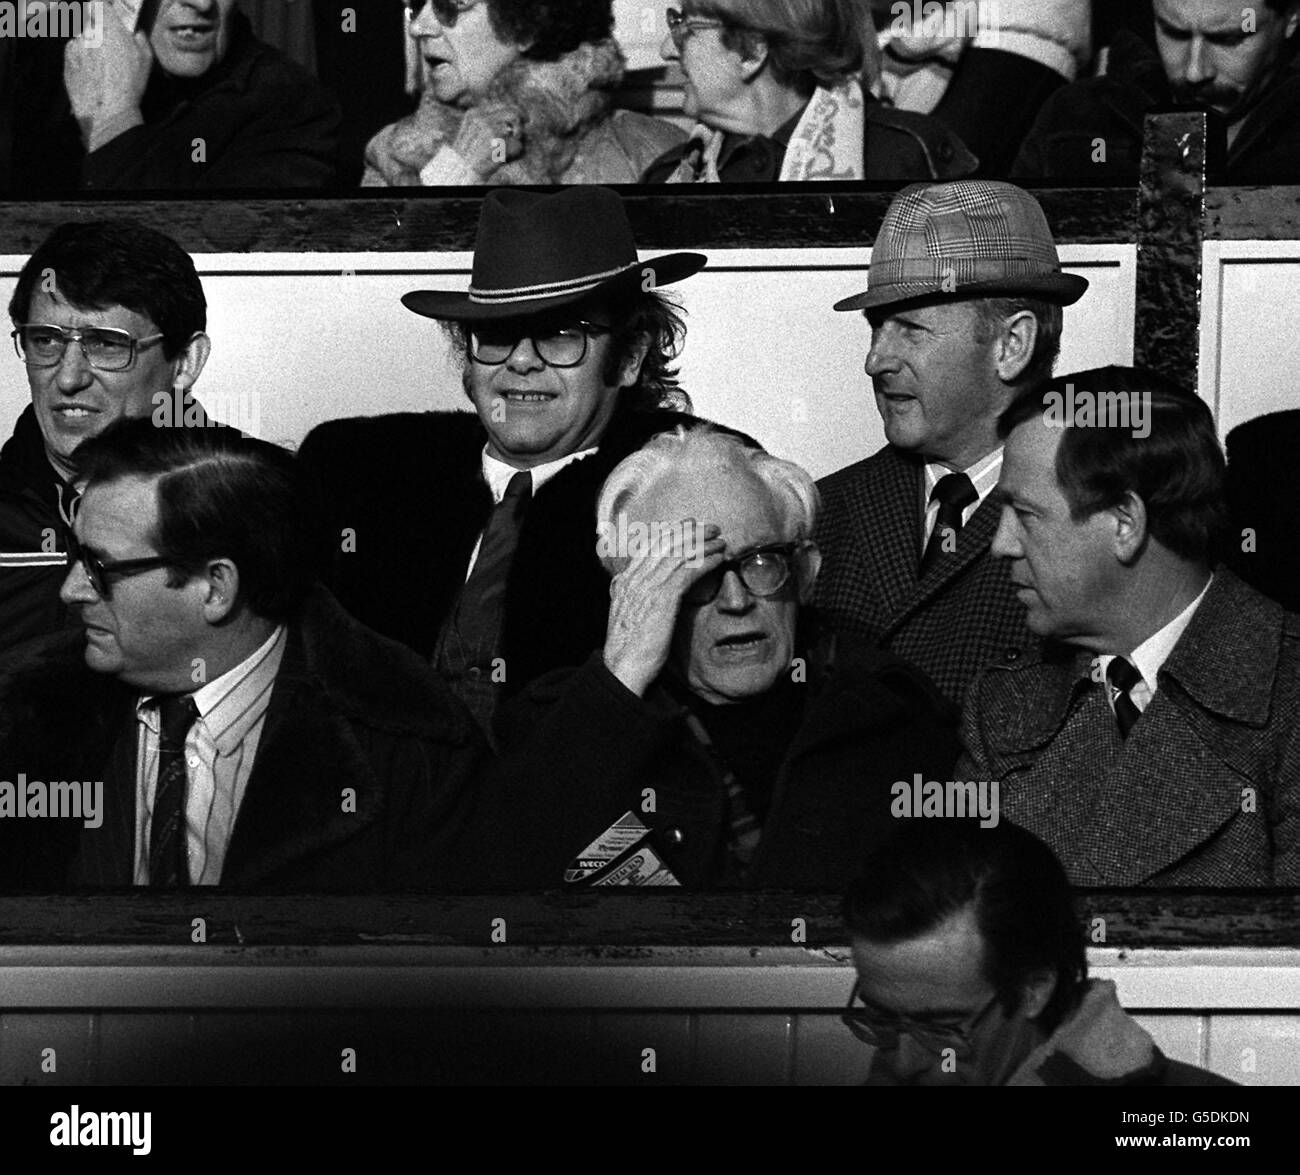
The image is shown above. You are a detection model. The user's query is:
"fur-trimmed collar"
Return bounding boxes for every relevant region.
[366,38,627,185]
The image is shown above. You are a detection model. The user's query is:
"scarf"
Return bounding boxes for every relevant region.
[1006,980,1168,1086]
[667,78,866,183]
[363,39,626,186]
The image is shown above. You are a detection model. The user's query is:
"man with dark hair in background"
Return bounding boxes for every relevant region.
[1015,0,1300,181]
[960,365,1300,886]
[0,419,481,890]
[815,180,1087,707]
[0,219,213,653]
[299,185,743,737]
[843,821,1233,1085]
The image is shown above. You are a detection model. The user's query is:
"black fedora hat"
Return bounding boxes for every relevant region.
[402,187,708,322]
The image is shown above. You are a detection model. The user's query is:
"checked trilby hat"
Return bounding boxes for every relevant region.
[402,186,708,322]
[834,180,1089,314]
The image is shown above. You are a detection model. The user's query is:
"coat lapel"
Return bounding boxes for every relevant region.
[219,627,382,888]
[886,491,1002,634]
[853,448,923,626]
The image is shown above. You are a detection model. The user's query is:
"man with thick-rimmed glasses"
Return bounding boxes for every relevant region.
[0,219,212,654]
[0,418,483,891]
[843,821,1232,1085]
[299,185,742,738]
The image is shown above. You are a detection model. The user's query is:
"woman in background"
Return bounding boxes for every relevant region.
[365,0,684,185]
[644,0,976,182]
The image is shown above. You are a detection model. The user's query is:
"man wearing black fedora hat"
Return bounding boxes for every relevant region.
[299,186,736,736]
[814,180,1089,708]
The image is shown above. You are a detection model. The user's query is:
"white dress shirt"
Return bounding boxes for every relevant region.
[464,445,597,578]
[1097,576,1214,716]
[134,625,288,885]
[922,446,1004,545]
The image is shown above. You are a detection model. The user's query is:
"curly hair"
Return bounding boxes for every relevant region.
[486,0,615,61]
[602,289,690,413]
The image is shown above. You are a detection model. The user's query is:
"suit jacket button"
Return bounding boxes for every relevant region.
[466,666,483,680]
[1003,648,1020,662]
[663,827,685,845]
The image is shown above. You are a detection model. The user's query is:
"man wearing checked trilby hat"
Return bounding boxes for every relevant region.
[814,180,1089,708]
[299,186,745,736]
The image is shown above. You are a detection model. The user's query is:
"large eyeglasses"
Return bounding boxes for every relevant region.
[13,324,165,372]
[65,530,175,600]
[841,983,1001,1058]
[666,7,726,48]
[684,542,805,606]
[469,321,611,368]
[405,0,477,25]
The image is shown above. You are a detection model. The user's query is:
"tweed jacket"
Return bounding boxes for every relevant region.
[0,585,485,891]
[297,402,742,699]
[815,444,1029,707]
[957,569,1300,886]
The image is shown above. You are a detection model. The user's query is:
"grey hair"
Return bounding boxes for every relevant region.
[595,426,821,553]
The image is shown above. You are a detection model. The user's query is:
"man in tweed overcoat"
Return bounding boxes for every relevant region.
[958,367,1299,887]
[815,181,1088,707]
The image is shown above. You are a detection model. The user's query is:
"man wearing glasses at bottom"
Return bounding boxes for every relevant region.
[299,186,735,738]
[0,219,213,654]
[842,821,1232,1085]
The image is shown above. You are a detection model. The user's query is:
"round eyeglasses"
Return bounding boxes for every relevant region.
[469,321,611,368]
[65,530,175,600]
[13,324,165,372]
[666,7,726,48]
[684,542,805,606]
[841,983,1001,1059]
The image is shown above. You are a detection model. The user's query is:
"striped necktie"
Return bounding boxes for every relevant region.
[148,695,198,887]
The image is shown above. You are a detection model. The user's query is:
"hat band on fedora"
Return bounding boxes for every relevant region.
[468,261,642,307]
[870,256,1063,287]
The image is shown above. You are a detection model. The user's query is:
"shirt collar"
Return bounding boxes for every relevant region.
[136,625,287,755]
[1096,575,1214,699]
[480,445,596,503]
[1127,575,1214,692]
[924,446,1003,505]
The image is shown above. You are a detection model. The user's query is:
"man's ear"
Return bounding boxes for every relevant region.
[616,332,651,389]
[736,33,770,83]
[1110,490,1148,564]
[993,310,1038,384]
[1017,968,1057,1022]
[171,331,211,393]
[200,557,240,624]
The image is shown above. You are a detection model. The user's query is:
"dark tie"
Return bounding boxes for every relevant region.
[1105,656,1143,739]
[455,470,533,651]
[148,695,198,887]
[920,472,978,576]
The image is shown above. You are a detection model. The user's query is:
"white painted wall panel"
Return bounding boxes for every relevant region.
[1201,240,1300,435]
[0,244,1132,480]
